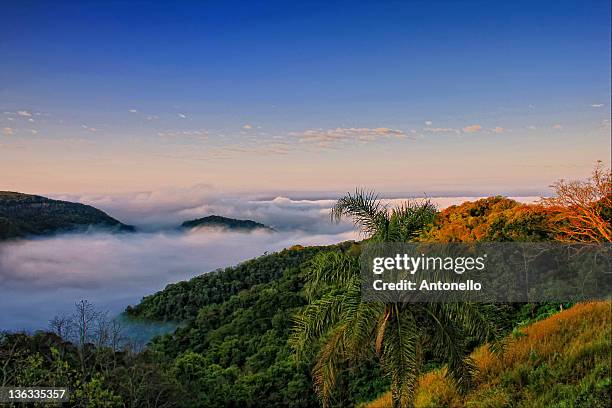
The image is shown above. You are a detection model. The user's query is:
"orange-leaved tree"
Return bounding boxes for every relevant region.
[541,161,612,242]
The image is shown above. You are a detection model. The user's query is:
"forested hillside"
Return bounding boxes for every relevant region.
[126,242,388,407]
[181,215,273,231]
[0,191,134,240]
[126,244,332,321]
[421,196,555,242]
[121,197,563,407]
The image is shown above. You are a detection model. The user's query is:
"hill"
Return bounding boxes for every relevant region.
[364,301,611,408]
[181,215,273,231]
[421,196,556,242]
[125,242,384,407]
[0,191,135,240]
[126,244,330,321]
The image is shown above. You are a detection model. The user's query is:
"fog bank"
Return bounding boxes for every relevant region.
[0,228,355,331]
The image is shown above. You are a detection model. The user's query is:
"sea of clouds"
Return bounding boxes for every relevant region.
[0,190,539,332]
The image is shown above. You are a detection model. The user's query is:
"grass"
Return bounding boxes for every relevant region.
[364,301,611,408]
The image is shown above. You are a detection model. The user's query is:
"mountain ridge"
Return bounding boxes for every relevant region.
[0,191,135,240]
[181,214,274,231]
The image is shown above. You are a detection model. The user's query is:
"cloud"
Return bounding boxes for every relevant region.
[128,109,138,113]
[242,124,253,130]
[290,127,407,148]
[17,110,32,117]
[526,125,537,130]
[425,120,433,126]
[81,124,98,132]
[423,127,460,134]
[3,127,13,135]
[491,126,505,134]
[156,129,208,139]
[462,124,482,133]
[591,103,604,108]
[552,124,563,130]
[52,188,355,234]
[178,113,187,119]
[0,227,356,331]
[0,191,543,332]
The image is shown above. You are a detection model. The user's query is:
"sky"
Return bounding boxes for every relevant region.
[1,0,610,197]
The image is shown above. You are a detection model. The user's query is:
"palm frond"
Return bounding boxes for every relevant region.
[290,284,357,358]
[342,297,385,361]
[442,302,502,346]
[303,251,360,300]
[312,323,348,407]
[388,199,438,242]
[418,303,475,393]
[380,305,420,407]
[375,307,391,355]
[331,189,389,238]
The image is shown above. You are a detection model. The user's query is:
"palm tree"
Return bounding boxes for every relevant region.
[291,189,500,408]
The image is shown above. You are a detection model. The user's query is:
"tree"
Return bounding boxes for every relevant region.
[330,189,437,242]
[541,161,612,242]
[291,190,501,408]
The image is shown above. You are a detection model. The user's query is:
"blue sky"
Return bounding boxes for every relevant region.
[1,1,610,195]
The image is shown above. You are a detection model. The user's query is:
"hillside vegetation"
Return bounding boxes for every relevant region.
[126,244,329,321]
[122,196,565,407]
[364,301,611,408]
[0,191,134,240]
[125,242,387,407]
[181,215,273,231]
[421,196,556,242]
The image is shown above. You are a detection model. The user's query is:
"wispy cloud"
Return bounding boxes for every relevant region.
[462,124,482,133]
[128,109,138,113]
[591,103,604,108]
[178,113,187,119]
[156,129,208,139]
[16,110,32,117]
[242,124,253,130]
[2,127,13,135]
[491,126,505,134]
[552,124,563,130]
[423,126,460,134]
[290,127,407,148]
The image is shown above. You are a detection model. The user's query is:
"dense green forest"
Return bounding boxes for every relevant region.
[181,215,273,232]
[0,191,134,240]
[126,245,326,321]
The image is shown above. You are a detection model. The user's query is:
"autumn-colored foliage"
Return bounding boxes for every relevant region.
[364,301,612,408]
[421,196,556,242]
[541,161,612,242]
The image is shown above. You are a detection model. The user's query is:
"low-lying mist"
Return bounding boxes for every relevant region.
[0,228,356,333]
[1,191,539,338]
